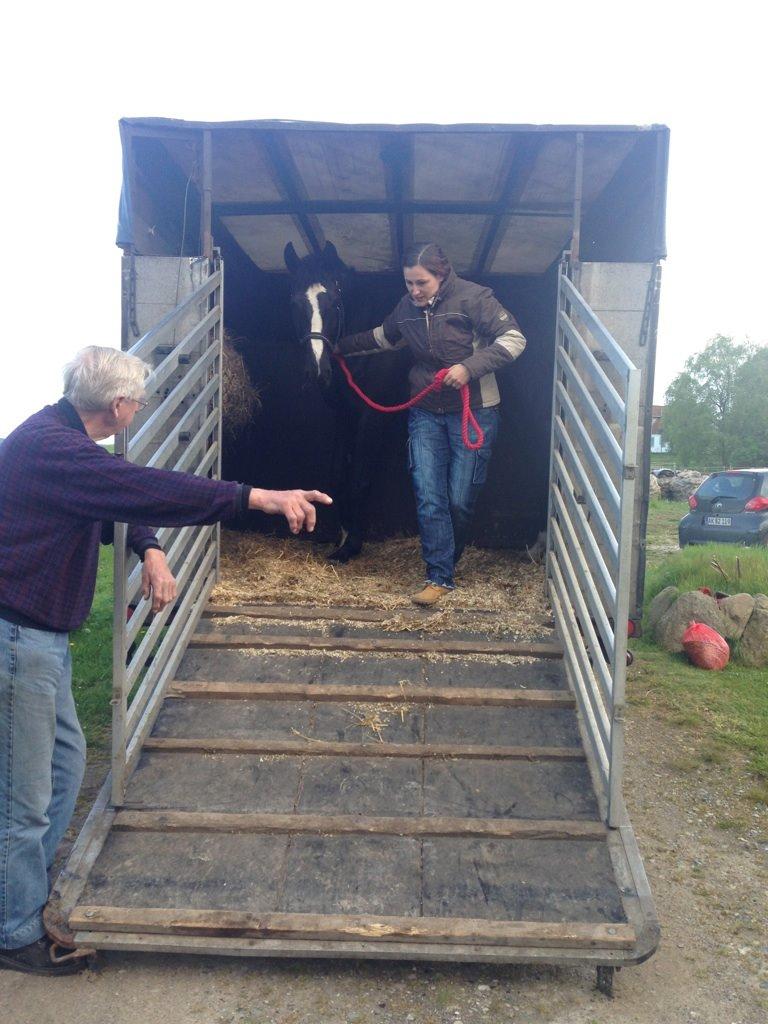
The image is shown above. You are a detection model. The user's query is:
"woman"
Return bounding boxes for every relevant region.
[336,243,526,606]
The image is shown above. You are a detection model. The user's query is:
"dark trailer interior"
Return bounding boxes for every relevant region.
[49,120,668,987]
[117,119,668,556]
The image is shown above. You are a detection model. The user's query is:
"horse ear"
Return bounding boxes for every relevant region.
[284,242,300,274]
[323,241,344,270]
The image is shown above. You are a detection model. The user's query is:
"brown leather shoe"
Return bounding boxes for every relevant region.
[411,583,452,607]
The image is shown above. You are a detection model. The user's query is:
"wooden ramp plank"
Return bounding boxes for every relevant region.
[69,906,635,949]
[114,810,607,840]
[168,681,575,707]
[188,633,563,658]
[142,737,585,761]
[204,604,496,623]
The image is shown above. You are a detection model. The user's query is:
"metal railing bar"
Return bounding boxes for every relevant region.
[552,451,617,611]
[124,554,218,777]
[143,305,220,400]
[125,540,217,740]
[127,270,222,362]
[556,347,624,473]
[123,440,219,608]
[549,555,612,751]
[145,377,219,472]
[560,275,636,380]
[555,382,621,514]
[111,521,129,807]
[129,343,219,462]
[550,512,615,685]
[554,419,619,565]
[549,581,610,785]
[125,525,215,696]
[125,523,198,647]
[608,365,641,826]
[558,310,626,426]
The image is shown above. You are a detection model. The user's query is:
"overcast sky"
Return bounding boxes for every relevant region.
[1,1,764,437]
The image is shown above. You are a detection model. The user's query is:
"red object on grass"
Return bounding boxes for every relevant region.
[682,621,730,670]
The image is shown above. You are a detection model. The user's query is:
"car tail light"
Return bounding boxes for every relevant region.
[745,496,768,512]
[688,494,698,509]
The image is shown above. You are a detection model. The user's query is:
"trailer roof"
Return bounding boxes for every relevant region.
[118,118,669,274]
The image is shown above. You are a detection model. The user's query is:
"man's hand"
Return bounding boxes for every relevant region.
[442,363,471,389]
[141,549,177,613]
[249,488,333,534]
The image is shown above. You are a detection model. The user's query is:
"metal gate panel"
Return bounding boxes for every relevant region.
[547,258,640,827]
[112,255,223,805]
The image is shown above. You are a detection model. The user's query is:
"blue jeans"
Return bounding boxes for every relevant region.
[408,406,499,589]
[0,618,86,948]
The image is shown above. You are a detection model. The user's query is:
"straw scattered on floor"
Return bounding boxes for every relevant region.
[211,531,552,639]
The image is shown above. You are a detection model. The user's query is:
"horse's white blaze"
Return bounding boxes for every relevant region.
[306,284,326,373]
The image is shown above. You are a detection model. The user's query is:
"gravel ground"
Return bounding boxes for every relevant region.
[2,706,766,1024]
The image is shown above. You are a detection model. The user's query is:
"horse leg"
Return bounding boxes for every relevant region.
[326,411,356,562]
[327,409,383,563]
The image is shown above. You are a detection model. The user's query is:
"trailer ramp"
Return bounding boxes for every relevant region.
[52,608,657,982]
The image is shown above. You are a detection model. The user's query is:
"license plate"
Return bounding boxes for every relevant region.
[705,516,732,527]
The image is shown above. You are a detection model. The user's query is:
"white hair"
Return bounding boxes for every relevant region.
[63,346,151,412]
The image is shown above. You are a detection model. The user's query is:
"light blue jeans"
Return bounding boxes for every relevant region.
[408,406,499,588]
[0,617,86,949]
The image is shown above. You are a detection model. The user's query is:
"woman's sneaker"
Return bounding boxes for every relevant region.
[0,936,91,976]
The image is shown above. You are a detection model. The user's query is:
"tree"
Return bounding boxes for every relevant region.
[730,347,768,466]
[663,335,756,467]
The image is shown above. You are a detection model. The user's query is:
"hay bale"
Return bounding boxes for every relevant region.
[222,334,260,435]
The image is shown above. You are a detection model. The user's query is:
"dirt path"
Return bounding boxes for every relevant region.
[3,709,766,1024]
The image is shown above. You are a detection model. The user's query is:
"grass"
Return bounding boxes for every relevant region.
[632,499,768,797]
[645,536,768,603]
[69,548,114,748]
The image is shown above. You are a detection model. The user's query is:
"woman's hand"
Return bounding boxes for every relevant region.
[248,488,333,534]
[141,549,178,613]
[442,364,471,389]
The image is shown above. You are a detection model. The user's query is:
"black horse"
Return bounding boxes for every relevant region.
[284,241,411,562]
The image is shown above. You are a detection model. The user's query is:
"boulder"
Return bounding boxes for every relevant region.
[654,590,729,653]
[738,594,768,667]
[646,586,679,634]
[659,470,705,502]
[718,593,756,641]
[649,474,661,499]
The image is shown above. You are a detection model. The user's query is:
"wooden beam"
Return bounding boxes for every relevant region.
[258,131,324,256]
[142,737,584,761]
[202,603,500,623]
[213,199,572,218]
[472,135,545,275]
[188,634,563,658]
[113,809,607,840]
[168,681,574,708]
[69,907,635,949]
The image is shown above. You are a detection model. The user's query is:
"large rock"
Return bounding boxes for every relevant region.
[738,594,768,667]
[654,590,729,653]
[646,586,679,634]
[649,474,661,499]
[659,470,706,502]
[718,593,756,641]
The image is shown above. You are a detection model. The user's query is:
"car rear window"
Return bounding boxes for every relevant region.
[697,473,758,501]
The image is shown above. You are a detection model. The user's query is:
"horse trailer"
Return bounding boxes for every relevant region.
[51,118,668,994]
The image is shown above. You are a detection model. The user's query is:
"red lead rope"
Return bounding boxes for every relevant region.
[332,353,485,451]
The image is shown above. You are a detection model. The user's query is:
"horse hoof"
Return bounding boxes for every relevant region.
[328,542,362,563]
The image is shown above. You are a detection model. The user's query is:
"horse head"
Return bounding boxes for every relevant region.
[284,241,346,388]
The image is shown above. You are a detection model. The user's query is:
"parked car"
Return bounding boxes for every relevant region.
[678,469,768,547]
[652,467,675,478]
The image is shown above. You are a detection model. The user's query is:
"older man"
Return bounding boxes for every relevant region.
[0,346,331,976]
